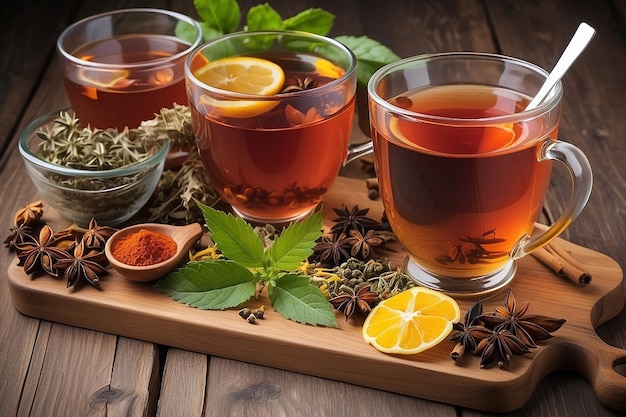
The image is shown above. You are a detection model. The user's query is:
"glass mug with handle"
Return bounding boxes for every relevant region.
[352,52,592,296]
[185,30,357,225]
[57,8,203,130]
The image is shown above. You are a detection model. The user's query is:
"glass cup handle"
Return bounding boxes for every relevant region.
[511,139,593,259]
[345,141,373,165]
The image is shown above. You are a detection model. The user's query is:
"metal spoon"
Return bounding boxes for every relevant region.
[525,22,596,111]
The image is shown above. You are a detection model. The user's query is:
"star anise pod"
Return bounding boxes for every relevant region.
[474,327,531,369]
[313,233,351,266]
[80,218,117,250]
[15,225,76,276]
[345,229,384,260]
[281,76,316,93]
[13,200,43,227]
[329,284,379,321]
[55,240,108,289]
[449,300,492,361]
[479,288,566,348]
[330,204,381,235]
[4,223,36,250]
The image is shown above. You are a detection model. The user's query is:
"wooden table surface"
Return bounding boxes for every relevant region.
[1,0,624,416]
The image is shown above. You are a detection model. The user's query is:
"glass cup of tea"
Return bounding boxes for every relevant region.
[185,31,357,224]
[366,52,592,297]
[57,8,203,130]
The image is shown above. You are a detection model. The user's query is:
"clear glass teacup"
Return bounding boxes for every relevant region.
[360,52,592,297]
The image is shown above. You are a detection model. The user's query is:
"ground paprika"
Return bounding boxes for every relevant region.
[111,229,177,266]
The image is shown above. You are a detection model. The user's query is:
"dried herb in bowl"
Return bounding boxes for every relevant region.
[20,110,170,226]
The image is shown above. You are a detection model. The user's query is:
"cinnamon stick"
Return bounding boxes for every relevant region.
[531,244,592,287]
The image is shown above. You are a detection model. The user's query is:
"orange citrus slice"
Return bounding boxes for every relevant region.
[362,287,460,354]
[76,68,132,89]
[195,56,285,118]
[313,57,345,79]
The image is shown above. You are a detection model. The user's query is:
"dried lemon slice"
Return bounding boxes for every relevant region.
[362,287,460,354]
[194,56,285,118]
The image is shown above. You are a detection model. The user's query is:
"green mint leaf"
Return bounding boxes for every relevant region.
[175,20,203,44]
[268,210,323,271]
[199,22,225,41]
[194,0,240,34]
[198,203,265,268]
[155,260,256,310]
[282,8,335,36]
[334,35,400,85]
[245,4,283,31]
[268,274,338,327]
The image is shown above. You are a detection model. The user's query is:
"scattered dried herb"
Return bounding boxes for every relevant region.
[146,108,220,225]
[309,257,415,320]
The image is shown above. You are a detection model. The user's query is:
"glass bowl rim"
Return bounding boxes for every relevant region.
[19,108,170,178]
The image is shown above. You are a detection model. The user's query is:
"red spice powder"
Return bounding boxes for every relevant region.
[111,229,177,266]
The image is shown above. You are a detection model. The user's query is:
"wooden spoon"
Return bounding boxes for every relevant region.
[104,222,204,282]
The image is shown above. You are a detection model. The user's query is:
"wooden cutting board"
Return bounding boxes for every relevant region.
[7,176,626,413]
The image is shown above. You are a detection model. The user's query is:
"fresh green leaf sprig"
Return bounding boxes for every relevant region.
[177,0,400,85]
[155,204,338,328]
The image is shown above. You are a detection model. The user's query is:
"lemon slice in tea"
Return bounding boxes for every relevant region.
[362,286,460,354]
[195,56,285,118]
[76,68,132,88]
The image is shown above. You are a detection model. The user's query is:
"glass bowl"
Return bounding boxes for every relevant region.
[18,110,169,226]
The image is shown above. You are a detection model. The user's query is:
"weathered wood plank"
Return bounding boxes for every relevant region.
[204,357,456,417]
[108,338,160,417]
[18,324,117,416]
[0,1,78,159]
[157,349,208,417]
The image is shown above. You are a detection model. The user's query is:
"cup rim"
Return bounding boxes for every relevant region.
[56,8,204,70]
[18,108,170,178]
[367,51,563,125]
[184,30,357,100]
